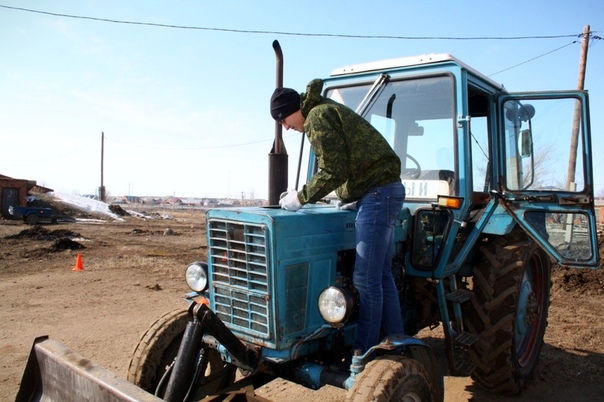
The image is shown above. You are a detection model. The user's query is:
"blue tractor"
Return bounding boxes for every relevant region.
[122,50,599,401]
[17,48,599,402]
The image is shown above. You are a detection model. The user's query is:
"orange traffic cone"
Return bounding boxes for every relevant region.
[72,254,84,271]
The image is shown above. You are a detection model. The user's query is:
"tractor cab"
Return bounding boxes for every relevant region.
[297,54,599,274]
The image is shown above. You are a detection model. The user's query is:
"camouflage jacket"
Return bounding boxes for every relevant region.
[297,79,401,204]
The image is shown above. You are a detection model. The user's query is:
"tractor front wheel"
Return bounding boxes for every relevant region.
[127,308,235,398]
[346,356,441,402]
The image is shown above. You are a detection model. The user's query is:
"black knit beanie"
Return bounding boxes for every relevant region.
[270,87,301,121]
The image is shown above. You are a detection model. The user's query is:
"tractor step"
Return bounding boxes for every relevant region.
[445,288,473,303]
[453,331,478,347]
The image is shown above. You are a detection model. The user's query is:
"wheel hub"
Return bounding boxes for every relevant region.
[524,292,538,326]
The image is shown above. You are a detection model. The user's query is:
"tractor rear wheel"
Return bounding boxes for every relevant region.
[127,308,235,398]
[346,356,441,402]
[465,230,551,394]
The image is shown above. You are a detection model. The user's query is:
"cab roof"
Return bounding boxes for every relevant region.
[330,53,502,90]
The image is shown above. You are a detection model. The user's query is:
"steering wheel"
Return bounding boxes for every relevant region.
[401,154,421,179]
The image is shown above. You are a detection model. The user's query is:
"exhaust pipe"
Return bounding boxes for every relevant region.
[268,40,288,205]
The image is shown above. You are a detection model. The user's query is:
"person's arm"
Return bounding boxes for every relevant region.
[298,108,349,204]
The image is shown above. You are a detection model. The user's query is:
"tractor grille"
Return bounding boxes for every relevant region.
[207,219,270,338]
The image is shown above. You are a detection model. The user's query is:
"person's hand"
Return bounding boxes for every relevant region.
[335,200,357,210]
[279,190,302,211]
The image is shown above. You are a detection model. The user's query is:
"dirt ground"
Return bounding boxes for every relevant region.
[1,198,603,402]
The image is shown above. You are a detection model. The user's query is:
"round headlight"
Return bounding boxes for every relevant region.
[318,286,354,324]
[185,262,208,292]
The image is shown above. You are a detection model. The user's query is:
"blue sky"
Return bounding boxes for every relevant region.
[1,1,602,199]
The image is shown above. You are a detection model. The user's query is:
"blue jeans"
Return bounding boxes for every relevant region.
[353,181,406,353]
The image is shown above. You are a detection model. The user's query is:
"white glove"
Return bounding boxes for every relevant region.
[279,190,302,211]
[335,200,357,210]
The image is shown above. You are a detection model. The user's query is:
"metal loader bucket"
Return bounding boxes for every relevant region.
[16,336,162,402]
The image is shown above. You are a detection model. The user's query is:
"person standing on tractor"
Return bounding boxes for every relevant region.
[270,78,406,355]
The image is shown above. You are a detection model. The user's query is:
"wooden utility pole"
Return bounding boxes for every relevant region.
[566,25,590,189]
[100,132,106,202]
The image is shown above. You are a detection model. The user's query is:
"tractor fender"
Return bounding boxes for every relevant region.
[481,204,516,235]
[344,335,444,398]
[400,341,445,400]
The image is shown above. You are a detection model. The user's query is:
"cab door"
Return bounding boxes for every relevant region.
[496,91,599,268]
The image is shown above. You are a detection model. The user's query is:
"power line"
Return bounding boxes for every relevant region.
[489,41,578,76]
[0,4,590,41]
[488,30,603,76]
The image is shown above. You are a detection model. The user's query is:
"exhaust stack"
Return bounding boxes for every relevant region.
[268,40,288,205]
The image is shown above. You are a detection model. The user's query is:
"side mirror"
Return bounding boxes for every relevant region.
[518,129,533,158]
[518,104,535,122]
[505,103,535,123]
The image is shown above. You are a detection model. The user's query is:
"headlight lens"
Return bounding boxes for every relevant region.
[318,286,354,324]
[185,262,208,292]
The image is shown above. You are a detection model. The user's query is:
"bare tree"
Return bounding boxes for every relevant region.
[523,143,563,189]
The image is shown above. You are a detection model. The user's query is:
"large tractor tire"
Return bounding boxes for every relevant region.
[346,356,442,402]
[465,230,551,395]
[127,308,235,398]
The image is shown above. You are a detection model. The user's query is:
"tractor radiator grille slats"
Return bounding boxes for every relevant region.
[208,220,270,338]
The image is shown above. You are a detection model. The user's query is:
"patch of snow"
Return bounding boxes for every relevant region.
[73,218,109,224]
[126,210,174,220]
[127,210,150,219]
[52,192,124,221]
